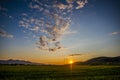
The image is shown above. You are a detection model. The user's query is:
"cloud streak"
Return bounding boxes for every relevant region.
[69,54,82,56]
[109,31,120,35]
[0,28,13,38]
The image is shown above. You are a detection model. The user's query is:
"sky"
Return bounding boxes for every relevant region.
[0,0,120,64]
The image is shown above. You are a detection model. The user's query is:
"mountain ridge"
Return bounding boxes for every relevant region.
[0,59,44,65]
[75,56,120,65]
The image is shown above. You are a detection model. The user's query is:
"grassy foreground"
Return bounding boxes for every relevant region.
[0,65,120,80]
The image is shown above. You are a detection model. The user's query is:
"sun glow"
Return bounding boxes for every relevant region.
[69,60,73,64]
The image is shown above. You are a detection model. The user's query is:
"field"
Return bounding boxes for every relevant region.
[0,65,120,80]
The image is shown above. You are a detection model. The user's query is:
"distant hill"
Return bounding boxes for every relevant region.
[75,56,120,65]
[0,59,44,65]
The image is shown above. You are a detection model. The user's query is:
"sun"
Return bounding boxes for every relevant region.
[69,60,73,64]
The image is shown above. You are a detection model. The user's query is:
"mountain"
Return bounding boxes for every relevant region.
[0,59,44,65]
[75,56,120,65]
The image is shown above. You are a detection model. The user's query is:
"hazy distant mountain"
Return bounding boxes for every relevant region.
[75,56,120,65]
[0,59,44,65]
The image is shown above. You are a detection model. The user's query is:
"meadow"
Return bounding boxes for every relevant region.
[0,65,120,80]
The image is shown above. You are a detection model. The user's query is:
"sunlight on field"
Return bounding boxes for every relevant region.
[0,65,120,80]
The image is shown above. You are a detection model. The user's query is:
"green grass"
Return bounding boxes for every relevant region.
[0,65,120,80]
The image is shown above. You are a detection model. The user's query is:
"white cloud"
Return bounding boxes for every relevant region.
[67,4,73,9]
[30,26,39,31]
[66,0,74,3]
[76,0,88,9]
[19,18,42,32]
[54,3,67,10]
[19,0,88,52]
[29,3,43,11]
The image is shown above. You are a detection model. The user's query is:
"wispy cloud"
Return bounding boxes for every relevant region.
[109,31,120,35]
[21,13,28,16]
[0,28,13,38]
[64,30,77,34]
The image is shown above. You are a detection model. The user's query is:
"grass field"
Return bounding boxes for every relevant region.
[0,65,120,80]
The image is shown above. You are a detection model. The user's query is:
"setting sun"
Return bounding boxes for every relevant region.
[69,60,73,64]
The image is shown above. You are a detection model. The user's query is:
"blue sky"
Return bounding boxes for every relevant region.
[0,0,120,64]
